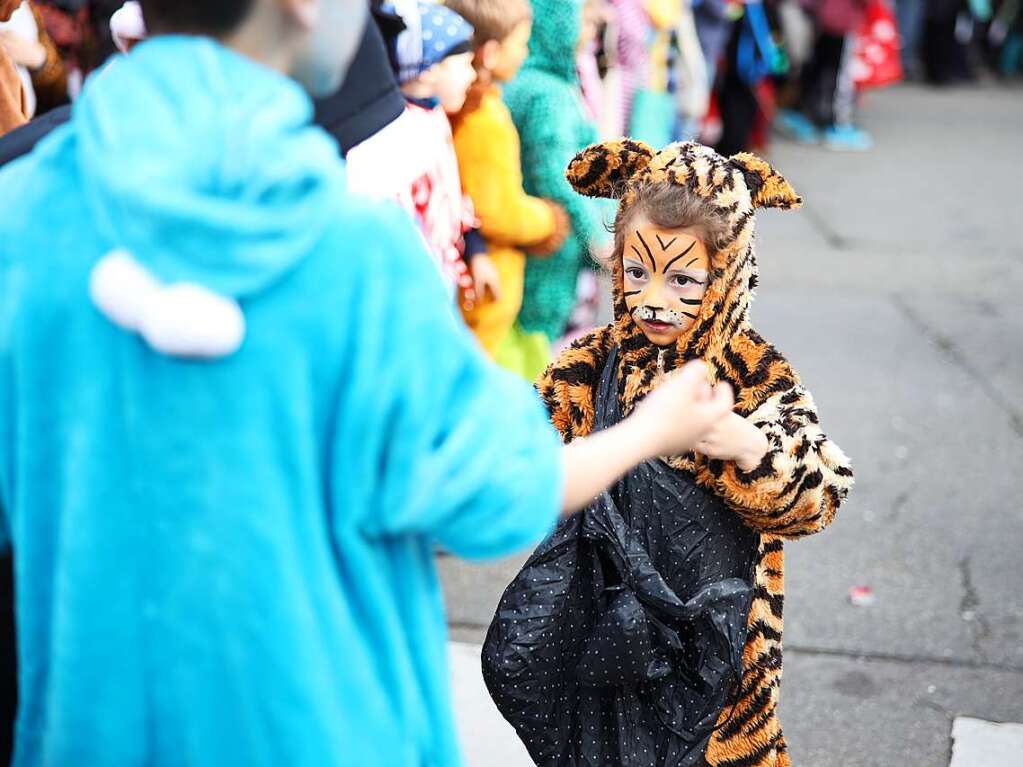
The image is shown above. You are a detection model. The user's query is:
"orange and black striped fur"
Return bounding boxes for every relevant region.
[538,140,854,767]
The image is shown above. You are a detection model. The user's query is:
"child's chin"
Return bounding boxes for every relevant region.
[443,97,468,115]
[641,330,681,347]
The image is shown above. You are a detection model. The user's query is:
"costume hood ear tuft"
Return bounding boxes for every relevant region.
[729,152,802,210]
[566,139,656,199]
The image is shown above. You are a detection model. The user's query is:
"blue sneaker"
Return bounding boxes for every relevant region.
[822,124,874,152]
[775,109,819,144]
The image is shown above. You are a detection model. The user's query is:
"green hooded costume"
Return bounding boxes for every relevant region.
[504,0,605,344]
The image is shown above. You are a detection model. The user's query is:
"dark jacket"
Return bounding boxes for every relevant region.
[313,8,405,156]
[0,103,70,166]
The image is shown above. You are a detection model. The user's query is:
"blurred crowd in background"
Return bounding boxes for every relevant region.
[0,0,1018,763]
[0,0,1020,383]
[0,0,1018,139]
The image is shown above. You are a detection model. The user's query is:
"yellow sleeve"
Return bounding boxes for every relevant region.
[453,94,557,249]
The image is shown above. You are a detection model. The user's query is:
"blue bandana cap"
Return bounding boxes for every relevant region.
[383,1,475,84]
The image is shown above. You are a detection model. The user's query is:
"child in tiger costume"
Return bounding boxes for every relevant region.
[483,139,853,766]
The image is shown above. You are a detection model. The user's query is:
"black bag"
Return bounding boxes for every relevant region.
[482,346,759,766]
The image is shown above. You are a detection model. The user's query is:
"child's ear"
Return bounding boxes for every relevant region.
[728,152,803,210]
[566,139,656,199]
[478,39,501,73]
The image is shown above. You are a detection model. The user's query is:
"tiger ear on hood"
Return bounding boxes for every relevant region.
[729,152,803,210]
[566,139,656,199]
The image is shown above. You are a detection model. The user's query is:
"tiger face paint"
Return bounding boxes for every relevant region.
[623,221,710,346]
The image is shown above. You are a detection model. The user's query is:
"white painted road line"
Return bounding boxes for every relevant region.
[453,648,1023,767]
[450,642,534,767]
[950,717,1023,767]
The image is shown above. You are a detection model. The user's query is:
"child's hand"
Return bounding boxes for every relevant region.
[560,361,733,514]
[0,30,46,70]
[629,361,734,458]
[470,255,502,302]
[528,202,570,258]
[696,412,770,471]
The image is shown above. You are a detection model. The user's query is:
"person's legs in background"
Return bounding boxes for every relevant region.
[715,22,759,155]
[896,0,927,77]
[799,31,844,125]
[776,27,839,143]
[777,25,871,150]
[821,32,873,150]
[675,0,732,140]
[922,0,972,83]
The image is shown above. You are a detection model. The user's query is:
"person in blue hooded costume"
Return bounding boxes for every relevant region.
[0,1,739,764]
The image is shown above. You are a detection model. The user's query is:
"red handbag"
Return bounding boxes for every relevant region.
[851,0,904,90]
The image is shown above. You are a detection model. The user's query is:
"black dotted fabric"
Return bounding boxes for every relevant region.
[482,346,759,766]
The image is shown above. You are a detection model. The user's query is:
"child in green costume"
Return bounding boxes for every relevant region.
[503,0,607,371]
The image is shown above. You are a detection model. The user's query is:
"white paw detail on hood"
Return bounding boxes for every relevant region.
[89,250,246,359]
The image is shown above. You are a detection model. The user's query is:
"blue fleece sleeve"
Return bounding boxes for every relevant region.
[331,208,562,560]
[0,249,14,552]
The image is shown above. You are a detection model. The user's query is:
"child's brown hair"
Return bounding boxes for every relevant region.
[609,181,733,269]
[567,138,801,271]
[442,0,532,45]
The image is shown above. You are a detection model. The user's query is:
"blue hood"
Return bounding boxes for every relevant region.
[74,36,345,298]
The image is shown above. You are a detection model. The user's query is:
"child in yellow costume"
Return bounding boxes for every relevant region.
[446,0,569,374]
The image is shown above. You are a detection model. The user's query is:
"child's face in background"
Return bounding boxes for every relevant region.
[489,20,532,82]
[432,51,478,113]
[622,217,710,347]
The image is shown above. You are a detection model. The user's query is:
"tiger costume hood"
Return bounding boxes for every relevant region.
[569,139,802,417]
[537,140,853,767]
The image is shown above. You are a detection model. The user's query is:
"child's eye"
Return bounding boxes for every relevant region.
[670,275,694,288]
[625,268,646,281]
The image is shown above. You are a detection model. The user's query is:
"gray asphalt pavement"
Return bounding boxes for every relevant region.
[440,83,1023,766]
